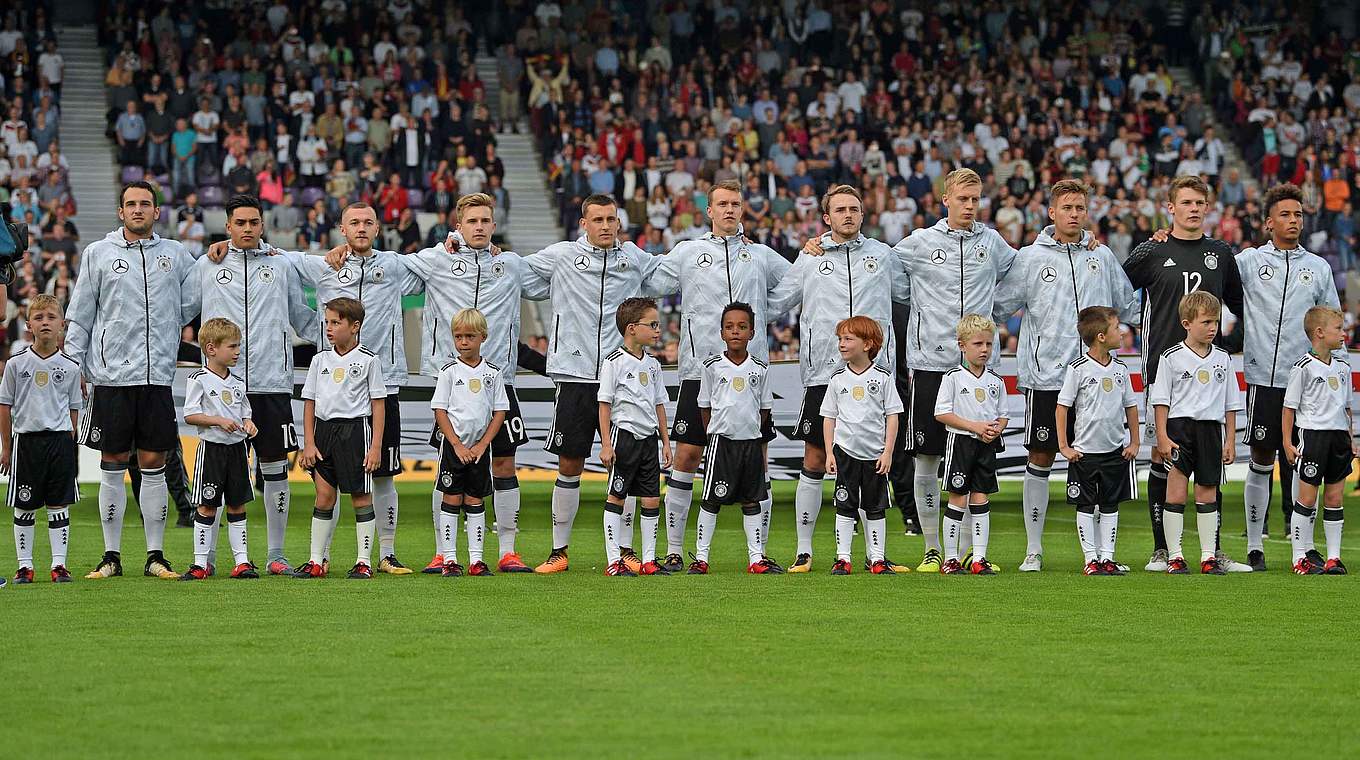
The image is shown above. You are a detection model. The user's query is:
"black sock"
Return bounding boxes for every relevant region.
[1149,464,1168,552]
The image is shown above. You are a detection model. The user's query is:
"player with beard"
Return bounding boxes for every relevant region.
[1123,175,1249,573]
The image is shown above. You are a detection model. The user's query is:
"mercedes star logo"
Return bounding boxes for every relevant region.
[697,253,713,268]
[574,255,590,270]
[817,261,834,275]
[452,261,467,276]
[216,269,233,284]
[1258,265,1273,280]
[930,249,947,264]
[111,259,129,274]
[336,268,355,284]
[1040,266,1057,283]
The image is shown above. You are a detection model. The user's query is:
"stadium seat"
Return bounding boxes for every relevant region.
[198,185,226,208]
[120,165,144,184]
[298,186,325,208]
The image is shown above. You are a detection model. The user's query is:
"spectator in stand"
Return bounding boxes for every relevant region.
[114,100,146,166]
[170,117,196,196]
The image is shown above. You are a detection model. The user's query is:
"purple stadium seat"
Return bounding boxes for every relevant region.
[120,165,144,184]
[297,186,325,208]
[159,184,175,205]
[406,189,423,209]
[198,185,225,208]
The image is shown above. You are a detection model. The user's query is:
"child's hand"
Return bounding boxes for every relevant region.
[660,440,673,469]
[364,445,381,472]
[216,417,241,434]
[1121,442,1139,461]
[1060,445,1082,462]
[875,450,892,475]
[0,446,10,476]
[599,442,615,468]
[299,444,322,470]
[1222,440,1235,465]
[453,442,474,464]
[1155,437,1175,462]
[826,448,838,475]
[1284,441,1299,466]
[243,419,258,438]
[469,442,486,462]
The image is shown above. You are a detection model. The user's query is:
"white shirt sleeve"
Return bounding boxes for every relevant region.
[240,390,254,421]
[697,364,712,408]
[301,361,320,400]
[182,376,205,419]
[760,368,774,410]
[1147,371,1170,409]
[0,361,16,407]
[366,358,387,399]
[933,372,955,418]
[819,377,839,418]
[1057,365,1079,407]
[431,369,452,411]
[653,362,667,408]
[493,369,510,412]
[1283,365,1304,410]
[597,356,617,404]
[1122,371,1137,409]
[883,376,904,415]
[1226,373,1245,413]
[67,365,83,410]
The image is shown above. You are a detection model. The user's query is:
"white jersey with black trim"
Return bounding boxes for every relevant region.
[1057,354,1138,453]
[183,367,253,445]
[1147,342,1245,421]
[431,357,510,444]
[598,347,666,438]
[933,364,1009,438]
[301,345,387,420]
[697,352,772,441]
[1283,353,1351,432]
[820,363,903,460]
[0,348,81,433]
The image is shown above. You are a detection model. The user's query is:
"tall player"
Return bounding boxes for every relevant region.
[770,184,911,572]
[893,169,1017,572]
[646,179,789,573]
[67,181,200,579]
[1235,183,1340,571]
[522,194,658,573]
[992,179,1136,571]
[1123,175,1248,573]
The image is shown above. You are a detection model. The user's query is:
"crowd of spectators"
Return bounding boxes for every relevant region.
[0,3,76,362]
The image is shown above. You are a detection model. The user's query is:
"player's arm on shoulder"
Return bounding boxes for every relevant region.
[990,228,1018,280]
[765,255,807,314]
[286,266,320,340]
[1121,239,1159,287]
[641,242,682,297]
[990,254,1026,321]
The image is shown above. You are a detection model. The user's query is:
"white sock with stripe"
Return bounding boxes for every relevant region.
[493,476,521,557]
[794,470,823,557]
[373,476,398,559]
[913,455,941,553]
[550,474,581,550]
[1023,463,1051,555]
[13,509,35,569]
[259,459,290,563]
[664,471,695,555]
[98,461,129,554]
[1243,461,1272,552]
[138,466,169,553]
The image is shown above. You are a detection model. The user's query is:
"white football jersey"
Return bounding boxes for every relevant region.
[698,352,772,441]
[821,363,903,460]
[597,347,666,437]
[183,367,253,445]
[1057,353,1138,453]
[301,345,387,420]
[1284,353,1351,432]
[431,357,510,444]
[933,364,1009,438]
[1147,342,1245,421]
[0,348,81,433]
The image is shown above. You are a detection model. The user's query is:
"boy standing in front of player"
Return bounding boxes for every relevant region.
[822,316,903,575]
[179,318,260,581]
[0,295,81,584]
[934,315,1011,575]
[431,308,508,578]
[692,302,779,575]
[295,298,387,580]
[1235,184,1340,571]
[1283,306,1353,575]
[1056,307,1141,576]
[598,297,672,576]
[1150,292,1244,575]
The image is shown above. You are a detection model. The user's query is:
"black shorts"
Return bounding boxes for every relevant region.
[490,385,529,458]
[702,435,767,506]
[191,440,253,508]
[831,445,889,516]
[943,431,1000,495]
[1065,450,1138,506]
[545,381,600,458]
[312,417,372,495]
[607,429,662,499]
[246,392,298,461]
[1242,385,1287,450]
[674,379,775,445]
[908,370,948,455]
[1166,418,1226,486]
[1023,389,1065,453]
[373,394,403,477]
[793,385,828,448]
[436,441,493,499]
[80,384,178,453]
[1295,429,1354,486]
[8,431,77,509]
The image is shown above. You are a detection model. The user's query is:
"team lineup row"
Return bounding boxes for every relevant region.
[0,170,1348,585]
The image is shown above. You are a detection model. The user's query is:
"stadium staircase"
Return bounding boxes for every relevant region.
[55,24,121,244]
[475,42,562,334]
[1169,66,1259,198]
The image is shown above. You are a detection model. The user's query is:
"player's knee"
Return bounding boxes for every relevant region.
[259,459,288,479]
[12,509,35,526]
[354,505,375,522]
[225,505,246,516]
[1162,502,1185,514]
[491,457,516,478]
[558,457,585,477]
[440,498,462,514]
[673,444,702,472]
[944,505,966,521]
[641,506,660,517]
[1027,451,1055,469]
[803,445,826,471]
[1249,447,1276,466]
[800,467,824,481]
[137,450,166,470]
[1149,460,1169,477]
[101,451,131,465]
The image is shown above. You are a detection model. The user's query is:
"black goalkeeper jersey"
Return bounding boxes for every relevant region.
[1123,235,1243,386]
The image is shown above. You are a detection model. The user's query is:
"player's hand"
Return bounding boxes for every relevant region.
[1283,442,1298,466]
[325,243,350,270]
[300,444,322,469]
[243,419,258,438]
[826,450,838,475]
[489,243,502,256]
[469,442,486,461]
[453,442,474,464]
[364,445,380,472]
[80,377,88,400]
[599,442,615,468]
[1155,437,1174,462]
[875,451,892,475]
[206,240,230,263]
[660,440,673,469]
[801,237,825,257]
[1222,442,1235,465]
[1121,442,1138,461]
[0,448,10,476]
[216,417,241,434]
[1150,227,1171,243]
[1060,445,1083,462]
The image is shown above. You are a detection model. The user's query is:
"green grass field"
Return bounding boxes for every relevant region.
[2,478,1357,758]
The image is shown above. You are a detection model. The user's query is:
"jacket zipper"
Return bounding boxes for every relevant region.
[723,238,734,304]
[957,237,965,321]
[430,316,438,356]
[687,318,696,357]
[390,325,397,367]
[1270,254,1290,384]
[596,251,606,380]
[283,330,290,375]
[1033,335,1042,375]
[845,248,854,316]
[99,329,106,368]
[243,255,251,391]
[1067,243,1080,358]
[553,315,560,351]
[139,241,151,385]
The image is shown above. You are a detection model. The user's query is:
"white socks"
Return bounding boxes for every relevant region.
[1076,506,1098,563]
[1023,463,1051,555]
[942,506,964,560]
[1163,504,1185,559]
[743,508,763,565]
[1098,506,1119,562]
[432,489,444,555]
[620,496,636,548]
[260,459,290,562]
[226,511,249,565]
[551,474,581,550]
[604,506,623,564]
[354,505,376,565]
[865,516,886,563]
[834,513,855,561]
[970,502,991,560]
[193,511,213,567]
[310,506,338,565]
[758,478,772,556]
[493,476,521,557]
[465,506,486,565]
[13,510,35,568]
[1323,507,1344,560]
[47,507,69,568]
[1244,462,1272,552]
[138,466,169,553]
[439,502,460,564]
[1195,503,1217,562]
[664,471,695,555]
[914,455,941,552]
[640,507,660,563]
[98,461,128,554]
[794,470,823,556]
[373,476,398,559]
[1291,502,1316,561]
[695,506,718,562]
